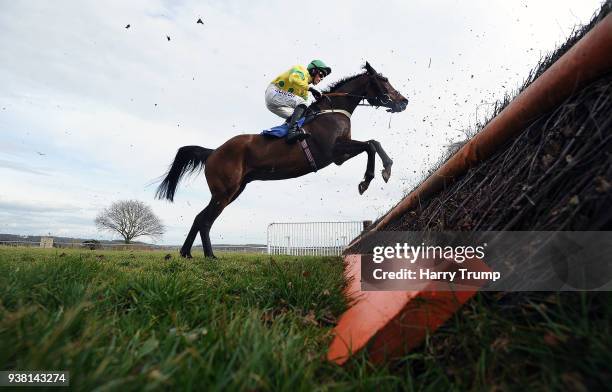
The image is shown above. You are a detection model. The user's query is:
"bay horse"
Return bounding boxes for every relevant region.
[156,62,408,258]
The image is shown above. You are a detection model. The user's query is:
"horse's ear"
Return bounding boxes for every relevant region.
[365,62,377,75]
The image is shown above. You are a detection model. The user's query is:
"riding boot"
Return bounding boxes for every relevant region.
[285,104,310,144]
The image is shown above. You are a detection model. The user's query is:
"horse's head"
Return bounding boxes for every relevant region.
[363,62,408,113]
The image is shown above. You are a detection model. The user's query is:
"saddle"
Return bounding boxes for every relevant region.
[261,117,308,138]
[261,108,318,138]
[260,109,319,171]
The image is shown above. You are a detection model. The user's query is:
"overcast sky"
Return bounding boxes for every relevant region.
[0,0,604,245]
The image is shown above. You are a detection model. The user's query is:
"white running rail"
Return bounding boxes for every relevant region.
[266,221,365,256]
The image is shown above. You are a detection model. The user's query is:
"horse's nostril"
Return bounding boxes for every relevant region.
[392,102,405,112]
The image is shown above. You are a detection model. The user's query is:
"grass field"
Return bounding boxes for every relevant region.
[0,247,610,391]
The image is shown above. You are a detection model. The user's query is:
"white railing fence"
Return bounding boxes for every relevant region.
[267,221,368,256]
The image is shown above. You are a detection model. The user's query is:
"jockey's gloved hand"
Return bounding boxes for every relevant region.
[309,87,322,100]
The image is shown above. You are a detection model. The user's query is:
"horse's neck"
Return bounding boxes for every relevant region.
[323,76,368,113]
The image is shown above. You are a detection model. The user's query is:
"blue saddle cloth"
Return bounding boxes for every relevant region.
[261,117,307,138]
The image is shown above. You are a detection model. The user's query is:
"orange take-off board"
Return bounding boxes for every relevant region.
[327,254,490,364]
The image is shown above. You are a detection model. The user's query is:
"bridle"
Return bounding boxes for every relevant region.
[321,92,392,107]
[321,74,393,108]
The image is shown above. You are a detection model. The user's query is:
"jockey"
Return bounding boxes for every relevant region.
[265,59,331,143]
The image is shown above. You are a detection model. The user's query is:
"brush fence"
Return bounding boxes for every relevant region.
[267,221,364,256]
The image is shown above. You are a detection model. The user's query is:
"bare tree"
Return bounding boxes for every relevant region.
[95,200,165,244]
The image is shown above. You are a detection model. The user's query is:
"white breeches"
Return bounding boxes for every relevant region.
[264,83,307,119]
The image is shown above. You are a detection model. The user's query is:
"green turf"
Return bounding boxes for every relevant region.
[0,247,609,391]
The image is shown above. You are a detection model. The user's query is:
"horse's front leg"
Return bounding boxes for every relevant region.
[332,140,376,195]
[369,140,393,182]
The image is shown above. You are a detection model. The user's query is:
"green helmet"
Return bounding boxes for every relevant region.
[307,59,331,76]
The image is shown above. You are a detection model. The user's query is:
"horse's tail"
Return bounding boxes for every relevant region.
[155,145,215,202]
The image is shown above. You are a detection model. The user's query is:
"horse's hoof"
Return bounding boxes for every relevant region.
[180,251,193,259]
[205,255,218,260]
[382,167,391,183]
[358,182,369,195]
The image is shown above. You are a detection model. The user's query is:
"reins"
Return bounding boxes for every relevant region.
[320,91,391,107]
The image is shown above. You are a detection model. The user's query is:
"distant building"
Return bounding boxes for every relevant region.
[40,236,54,248]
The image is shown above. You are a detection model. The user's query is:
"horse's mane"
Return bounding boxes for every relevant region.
[321,61,379,94]
[320,62,394,94]
[321,73,365,93]
[309,72,366,112]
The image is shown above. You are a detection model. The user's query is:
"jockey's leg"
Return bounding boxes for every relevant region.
[265,84,295,119]
[264,84,310,144]
[285,104,309,144]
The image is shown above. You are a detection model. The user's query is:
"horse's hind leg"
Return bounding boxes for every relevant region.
[197,181,249,257]
[197,195,230,258]
[180,199,221,258]
[180,207,211,258]
[196,177,247,258]
[180,193,233,259]
[180,212,204,258]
